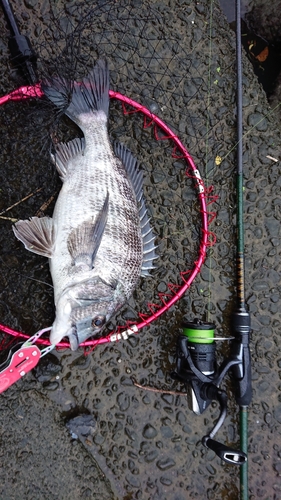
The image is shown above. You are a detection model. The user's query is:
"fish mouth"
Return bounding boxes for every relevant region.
[68,328,79,351]
[49,323,78,349]
[49,324,92,351]
[66,320,106,351]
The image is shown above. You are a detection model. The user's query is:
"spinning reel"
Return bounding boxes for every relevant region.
[172,316,251,465]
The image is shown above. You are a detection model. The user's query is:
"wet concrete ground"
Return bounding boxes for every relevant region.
[0,1,281,499]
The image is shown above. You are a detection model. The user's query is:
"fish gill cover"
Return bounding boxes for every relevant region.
[0,1,280,499]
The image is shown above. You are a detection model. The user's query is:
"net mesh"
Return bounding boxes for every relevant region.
[0,0,230,345]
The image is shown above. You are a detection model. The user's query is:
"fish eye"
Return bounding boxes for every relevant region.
[92,315,106,328]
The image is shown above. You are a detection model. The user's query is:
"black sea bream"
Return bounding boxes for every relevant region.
[13,60,157,350]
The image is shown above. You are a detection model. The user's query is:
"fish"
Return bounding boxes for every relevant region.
[13,59,157,350]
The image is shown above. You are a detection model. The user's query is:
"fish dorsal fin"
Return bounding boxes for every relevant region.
[67,192,109,269]
[113,142,143,203]
[13,216,54,258]
[114,142,157,276]
[51,138,85,181]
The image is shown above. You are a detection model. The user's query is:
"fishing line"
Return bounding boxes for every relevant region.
[0,255,53,289]
[219,99,281,164]
[204,0,215,321]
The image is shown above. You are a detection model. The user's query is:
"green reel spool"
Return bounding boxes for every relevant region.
[182,320,215,344]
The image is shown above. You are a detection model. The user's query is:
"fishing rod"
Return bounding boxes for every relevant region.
[0,0,38,84]
[233,0,252,496]
[171,0,252,494]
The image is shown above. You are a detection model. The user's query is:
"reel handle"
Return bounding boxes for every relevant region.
[202,437,247,465]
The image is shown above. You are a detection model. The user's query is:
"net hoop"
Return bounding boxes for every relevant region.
[0,84,213,348]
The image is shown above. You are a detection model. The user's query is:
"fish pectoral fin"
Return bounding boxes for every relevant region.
[67,192,109,268]
[13,216,54,257]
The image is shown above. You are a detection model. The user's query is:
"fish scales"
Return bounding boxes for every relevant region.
[13,59,157,350]
[51,116,142,301]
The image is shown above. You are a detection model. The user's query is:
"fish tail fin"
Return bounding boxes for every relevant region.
[42,59,109,125]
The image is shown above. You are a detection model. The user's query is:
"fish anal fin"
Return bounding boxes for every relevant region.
[51,138,85,180]
[67,192,109,268]
[13,217,54,257]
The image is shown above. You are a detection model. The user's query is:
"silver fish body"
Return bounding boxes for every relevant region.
[13,60,157,350]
